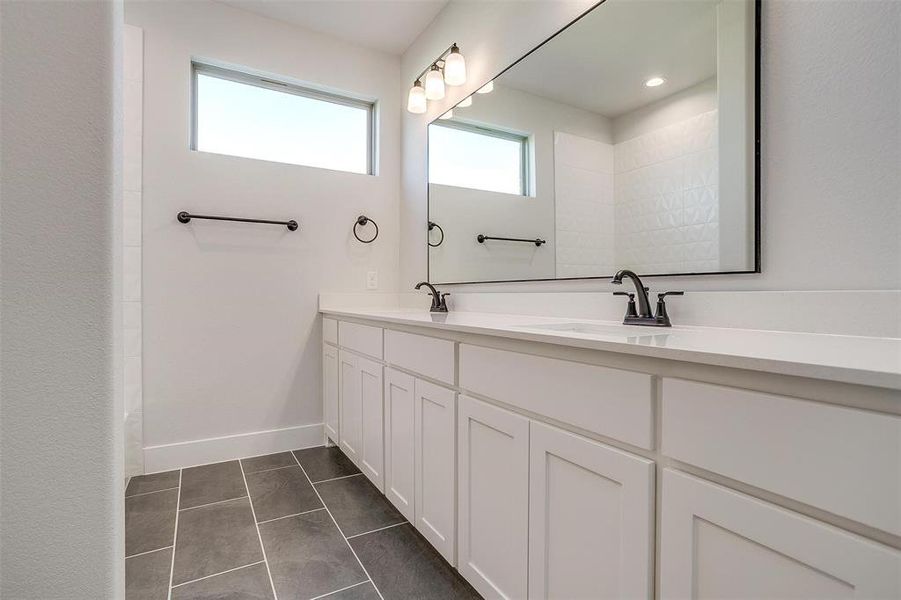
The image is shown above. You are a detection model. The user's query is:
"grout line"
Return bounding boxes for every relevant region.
[290,452,386,600]
[345,521,407,540]
[125,545,173,560]
[312,473,363,485]
[170,560,266,589]
[256,507,326,525]
[178,495,248,512]
[125,486,180,499]
[241,463,302,476]
[239,458,280,600]
[309,580,370,600]
[166,469,182,600]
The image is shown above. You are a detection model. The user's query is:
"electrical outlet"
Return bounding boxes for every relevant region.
[366,270,378,290]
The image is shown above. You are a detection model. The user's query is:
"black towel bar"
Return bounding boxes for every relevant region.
[477,234,545,247]
[177,211,298,231]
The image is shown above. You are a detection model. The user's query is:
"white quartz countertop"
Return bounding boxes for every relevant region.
[320,307,901,390]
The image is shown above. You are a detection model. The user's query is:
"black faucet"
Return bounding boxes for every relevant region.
[611,269,682,327]
[415,282,449,313]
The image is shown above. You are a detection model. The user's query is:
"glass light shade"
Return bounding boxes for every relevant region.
[425,65,445,100]
[457,95,472,108]
[406,81,427,114]
[443,47,466,86]
[439,109,454,120]
[477,81,494,94]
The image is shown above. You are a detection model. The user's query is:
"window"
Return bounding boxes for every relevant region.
[192,63,374,174]
[429,121,528,196]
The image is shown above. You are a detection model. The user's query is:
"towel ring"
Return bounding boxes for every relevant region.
[353,215,379,243]
[428,221,444,247]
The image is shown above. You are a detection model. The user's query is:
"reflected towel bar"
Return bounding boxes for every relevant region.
[177,211,298,231]
[477,234,545,247]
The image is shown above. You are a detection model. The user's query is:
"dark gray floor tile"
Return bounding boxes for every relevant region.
[246,466,322,523]
[172,497,263,585]
[294,446,360,483]
[351,524,480,600]
[126,470,180,497]
[326,582,381,600]
[126,547,172,600]
[260,509,366,599]
[126,489,178,556]
[171,562,274,600]
[180,461,246,509]
[241,452,298,474]
[315,475,405,537]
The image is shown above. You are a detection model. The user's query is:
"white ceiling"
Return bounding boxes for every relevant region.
[498,0,719,118]
[219,0,449,55]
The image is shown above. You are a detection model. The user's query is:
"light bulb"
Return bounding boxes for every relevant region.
[439,109,454,120]
[443,44,466,86]
[645,76,666,87]
[457,95,472,108]
[406,80,426,114]
[425,65,445,100]
[477,80,494,94]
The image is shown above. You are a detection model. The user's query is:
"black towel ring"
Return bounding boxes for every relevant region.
[428,221,444,247]
[353,215,379,243]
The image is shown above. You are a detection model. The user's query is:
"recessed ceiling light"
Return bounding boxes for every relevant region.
[645,76,666,88]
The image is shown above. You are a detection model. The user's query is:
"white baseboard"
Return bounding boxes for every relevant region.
[143,423,324,473]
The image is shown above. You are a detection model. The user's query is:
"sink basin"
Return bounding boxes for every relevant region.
[515,322,665,338]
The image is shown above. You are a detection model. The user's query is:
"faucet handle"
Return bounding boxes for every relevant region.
[655,291,683,326]
[613,291,638,318]
[657,291,684,298]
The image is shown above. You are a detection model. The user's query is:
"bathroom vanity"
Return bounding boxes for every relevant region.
[320,307,900,599]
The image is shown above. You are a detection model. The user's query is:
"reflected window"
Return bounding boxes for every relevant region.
[192,62,373,175]
[429,122,528,195]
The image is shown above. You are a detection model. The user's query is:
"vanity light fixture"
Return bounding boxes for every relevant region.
[439,109,454,120]
[405,42,467,113]
[477,81,494,94]
[457,95,473,108]
[407,79,427,114]
[644,76,666,87]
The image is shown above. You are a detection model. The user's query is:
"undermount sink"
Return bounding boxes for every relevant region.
[515,322,668,338]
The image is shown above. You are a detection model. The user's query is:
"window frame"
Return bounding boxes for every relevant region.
[191,61,376,175]
[429,119,530,196]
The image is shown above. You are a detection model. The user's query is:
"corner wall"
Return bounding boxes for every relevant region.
[0,1,123,596]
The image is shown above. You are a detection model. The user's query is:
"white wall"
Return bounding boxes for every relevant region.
[402,0,901,303]
[0,1,124,596]
[125,0,401,470]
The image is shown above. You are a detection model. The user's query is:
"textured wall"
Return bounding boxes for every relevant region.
[0,1,123,597]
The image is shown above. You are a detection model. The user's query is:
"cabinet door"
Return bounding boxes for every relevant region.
[384,368,415,520]
[661,469,901,599]
[529,422,654,600]
[458,395,529,600]
[323,344,339,444]
[414,379,456,564]
[358,354,384,491]
[338,350,361,465]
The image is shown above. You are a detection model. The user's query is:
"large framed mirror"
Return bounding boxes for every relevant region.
[427,0,759,284]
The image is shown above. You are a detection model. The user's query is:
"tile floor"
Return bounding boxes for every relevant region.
[125,446,481,600]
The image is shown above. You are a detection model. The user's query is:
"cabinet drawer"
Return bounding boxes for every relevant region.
[338,321,383,359]
[662,378,901,536]
[322,317,338,345]
[460,345,654,449]
[385,330,454,385]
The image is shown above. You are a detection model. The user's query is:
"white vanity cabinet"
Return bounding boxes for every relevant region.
[322,344,339,443]
[338,349,384,491]
[322,313,900,600]
[529,422,655,600]
[660,469,900,599]
[458,395,530,600]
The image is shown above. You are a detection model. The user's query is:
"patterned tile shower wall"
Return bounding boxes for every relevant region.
[613,110,720,274]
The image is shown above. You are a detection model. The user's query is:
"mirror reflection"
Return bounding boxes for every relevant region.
[428,0,758,284]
